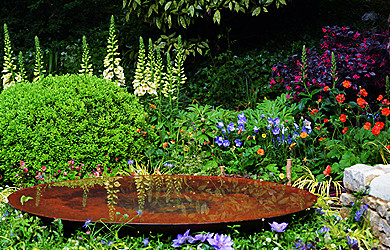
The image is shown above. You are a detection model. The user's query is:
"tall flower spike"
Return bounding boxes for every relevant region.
[133,37,147,96]
[33,36,45,82]
[2,24,17,90]
[79,35,93,75]
[103,15,125,87]
[16,51,26,82]
[173,35,186,103]
[162,52,175,98]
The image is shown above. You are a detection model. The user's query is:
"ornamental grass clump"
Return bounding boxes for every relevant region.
[0,74,156,187]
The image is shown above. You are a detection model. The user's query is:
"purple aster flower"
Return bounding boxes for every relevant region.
[234,139,242,147]
[83,219,91,229]
[227,122,235,131]
[217,121,224,129]
[216,136,223,146]
[223,140,230,147]
[172,229,191,248]
[207,233,234,250]
[254,126,259,133]
[142,238,150,246]
[269,221,288,232]
[237,113,247,123]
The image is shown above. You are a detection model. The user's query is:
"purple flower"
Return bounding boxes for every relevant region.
[227,122,235,131]
[216,136,223,146]
[107,241,113,247]
[136,210,143,215]
[234,139,242,147]
[217,121,224,129]
[83,219,91,229]
[347,235,358,246]
[269,221,288,232]
[164,163,173,168]
[254,126,259,133]
[237,123,245,131]
[267,117,280,126]
[172,229,191,247]
[128,159,134,165]
[207,233,234,250]
[237,113,247,123]
[223,140,230,147]
[272,127,280,135]
[188,233,213,244]
[142,238,150,246]
[318,226,330,234]
[261,114,265,119]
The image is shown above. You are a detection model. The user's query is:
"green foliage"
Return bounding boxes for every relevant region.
[2,23,17,90]
[33,36,45,82]
[0,74,156,186]
[123,0,288,32]
[79,35,93,76]
[16,51,27,82]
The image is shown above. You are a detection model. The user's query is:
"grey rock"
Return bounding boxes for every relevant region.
[370,174,390,201]
[340,193,356,206]
[344,164,383,192]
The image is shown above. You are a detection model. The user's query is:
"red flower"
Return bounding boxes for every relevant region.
[382,108,390,116]
[342,80,351,88]
[357,98,367,108]
[387,145,390,150]
[377,95,383,101]
[372,126,381,135]
[359,89,368,97]
[323,86,329,91]
[363,122,371,130]
[323,165,331,177]
[324,118,329,123]
[382,99,390,106]
[339,114,347,122]
[375,122,384,130]
[151,104,157,109]
[336,94,345,104]
[318,137,326,142]
[342,127,348,134]
[163,142,168,148]
[136,128,141,133]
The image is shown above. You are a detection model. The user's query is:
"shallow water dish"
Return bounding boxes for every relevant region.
[8,175,317,232]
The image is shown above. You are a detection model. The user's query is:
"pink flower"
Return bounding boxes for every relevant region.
[286,94,290,99]
[20,161,25,168]
[94,172,100,177]
[23,167,28,173]
[41,166,46,172]
[353,74,360,79]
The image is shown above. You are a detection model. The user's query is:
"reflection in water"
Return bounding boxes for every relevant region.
[8,175,317,225]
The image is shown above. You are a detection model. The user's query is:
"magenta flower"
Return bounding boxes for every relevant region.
[269,221,288,232]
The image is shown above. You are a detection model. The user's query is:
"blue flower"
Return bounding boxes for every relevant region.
[318,226,330,234]
[302,119,312,134]
[223,140,230,147]
[127,159,134,165]
[272,127,280,135]
[267,117,280,126]
[107,241,113,247]
[227,122,235,131]
[237,113,247,123]
[293,123,299,130]
[136,210,143,215]
[172,229,191,248]
[237,123,246,131]
[207,233,234,250]
[164,163,173,168]
[234,139,242,147]
[83,219,91,229]
[221,128,227,135]
[216,136,223,146]
[261,114,265,119]
[142,238,150,246]
[347,235,358,246]
[269,221,288,232]
[217,121,224,129]
[254,126,259,133]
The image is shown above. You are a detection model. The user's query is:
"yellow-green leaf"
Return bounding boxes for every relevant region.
[189,5,195,17]
[179,16,187,28]
[165,2,172,11]
[252,7,261,16]
[213,10,221,25]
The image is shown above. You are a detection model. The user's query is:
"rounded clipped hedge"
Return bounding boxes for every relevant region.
[0,74,154,185]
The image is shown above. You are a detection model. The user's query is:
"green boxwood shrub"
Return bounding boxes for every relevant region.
[0,74,155,185]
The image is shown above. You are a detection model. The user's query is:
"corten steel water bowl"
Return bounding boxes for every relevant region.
[8,175,317,233]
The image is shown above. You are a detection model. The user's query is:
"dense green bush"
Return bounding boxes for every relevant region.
[0,74,156,186]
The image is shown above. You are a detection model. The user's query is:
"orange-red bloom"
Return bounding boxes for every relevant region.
[151,104,157,109]
[323,86,329,91]
[318,137,326,142]
[359,89,368,97]
[163,142,168,148]
[382,108,390,116]
[342,127,348,134]
[339,114,347,122]
[372,126,381,135]
[377,95,383,101]
[300,132,308,138]
[136,128,141,133]
[257,148,265,156]
[342,80,351,88]
[363,122,371,130]
[336,94,345,104]
[357,98,367,108]
[324,118,329,123]
[323,165,331,177]
[375,122,385,130]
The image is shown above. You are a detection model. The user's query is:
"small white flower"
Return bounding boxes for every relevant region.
[266,237,271,242]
